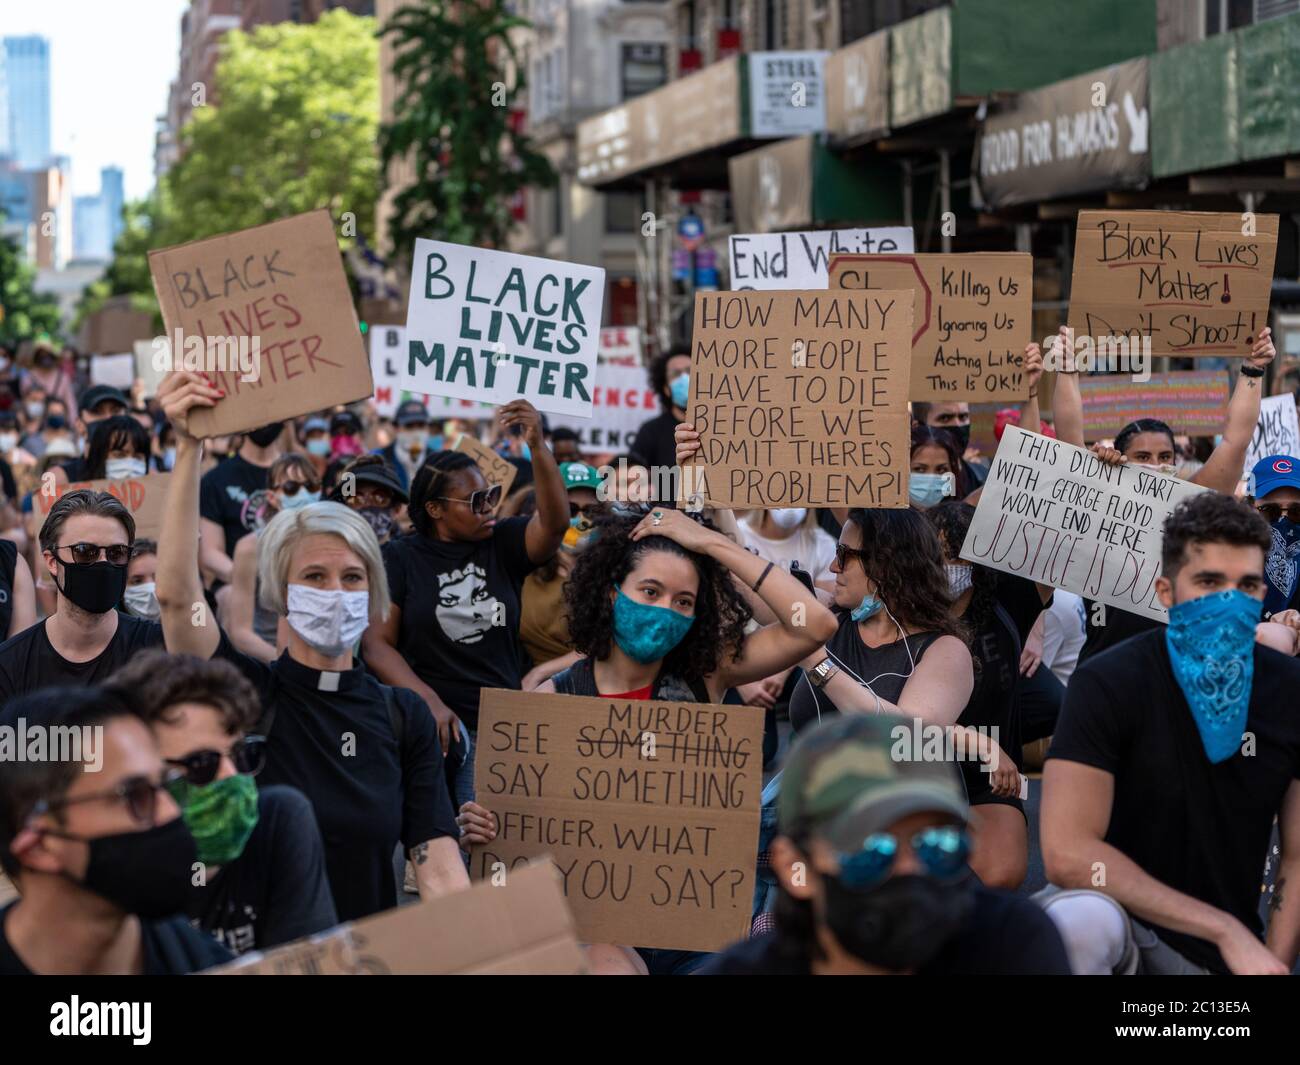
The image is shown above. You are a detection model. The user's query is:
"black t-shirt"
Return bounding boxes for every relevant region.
[225,647,458,922]
[187,785,338,955]
[0,538,17,639]
[0,455,15,502]
[382,520,537,727]
[200,454,272,554]
[0,901,233,975]
[0,614,162,705]
[1048,630,1300,973]
[58,456,89,484]
[627,409,678,470]
[1077,601,1157,665]
[697,886,1070,974]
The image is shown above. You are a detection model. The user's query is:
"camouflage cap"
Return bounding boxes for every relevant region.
[778,714,969,851]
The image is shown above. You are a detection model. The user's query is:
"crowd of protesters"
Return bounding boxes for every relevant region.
[0,322,1299,978]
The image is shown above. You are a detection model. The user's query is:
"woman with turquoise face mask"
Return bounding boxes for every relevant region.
[909,426,966,509]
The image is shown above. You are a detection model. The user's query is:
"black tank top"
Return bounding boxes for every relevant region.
[788,613,943,734]
[0,539,17,638]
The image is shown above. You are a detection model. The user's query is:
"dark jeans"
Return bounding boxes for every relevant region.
[635,947,712,975]
[1019,665,1064,744]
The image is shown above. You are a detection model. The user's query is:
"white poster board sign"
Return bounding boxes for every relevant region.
[960,426,1206,622]
[728,227,914,290]
[134,339,168,399]
[1243,394,1300,477]
[599,326,642,366]
[90,353,135,390]
[547,362,659,455]
[748,51,829,136]
[402,241,605,417]
[370,324,494,420]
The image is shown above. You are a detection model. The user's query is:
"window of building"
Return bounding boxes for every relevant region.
[605,190,642,234]
[621,43,667,100]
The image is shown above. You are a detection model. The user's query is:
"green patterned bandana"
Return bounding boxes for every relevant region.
[167,773,260,865]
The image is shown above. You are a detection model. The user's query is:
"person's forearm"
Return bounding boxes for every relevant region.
[706,533,834,640]
[1265,856,1300,965]
[530,440,569,537]
[525,649,581,687]
[412,837,470,899]
[364,635,448,712]
[1020,391,1041,436]
[157,438,216,655]
[229,622,278,664]
[200,542,233,584]
[1053,368,1083,447]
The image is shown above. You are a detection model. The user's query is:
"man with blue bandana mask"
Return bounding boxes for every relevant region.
[1037,492,1300,975]
[1247,454,1300,621]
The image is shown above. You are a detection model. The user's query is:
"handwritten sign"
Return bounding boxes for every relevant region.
[149,209,373,437]
[36,473,171,540]
[471,688,763,952]
[546,362,659,455]
[402,241,605,418]
[828,252,1031,403]
[210,861,586,975]
[369,325,494,420]
[454,433,517,500]
[683,290,912,508]
[961,426,1205,622]
[1243,394,1300,477]
[1080,370,1228,440]
[1068,210,1279,357]
[728,227,913,290]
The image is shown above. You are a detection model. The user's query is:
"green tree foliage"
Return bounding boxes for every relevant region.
[379,0,555,265]
[0,223,62,347]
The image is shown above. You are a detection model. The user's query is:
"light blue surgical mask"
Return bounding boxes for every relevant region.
[851,594,884,622]
[280,489,321,511]
[306,437,330,457]
[909,471,954,508]
[612,587,694,664]
[670,372,690,409]
[105,456,147,481]
[520,441,532,461]
[428,434,444,453]
[1165,589,1260,763]
[162,446,177,470]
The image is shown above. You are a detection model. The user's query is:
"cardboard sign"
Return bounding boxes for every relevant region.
[209,861,587,975]
[546,362,659,455]
[134,339,168,399]
[149,209,373,437]
[683,290,912,508]
[960,426,1205,622]
[471,689,763,952]
[598,326,642,366]
[90,353,134,390]
[369,325,494,420]
[1244,394,1300,477]
[828,252,1031,403]
[454,434,518,499]
[35,473,171,540]
[728,227,914,290]
[402,241,605,418]
[1068,210,1279,357]
[1079,370,1228,440]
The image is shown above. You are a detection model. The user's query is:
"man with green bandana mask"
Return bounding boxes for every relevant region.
[105,650,338,957]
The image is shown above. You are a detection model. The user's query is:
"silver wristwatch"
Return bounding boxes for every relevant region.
[809,655,840,688]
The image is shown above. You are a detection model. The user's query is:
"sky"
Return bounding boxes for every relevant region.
[5,0,190,200]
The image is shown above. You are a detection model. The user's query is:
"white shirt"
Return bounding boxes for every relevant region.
[735,518,838,586]
[1040,589,1086,686]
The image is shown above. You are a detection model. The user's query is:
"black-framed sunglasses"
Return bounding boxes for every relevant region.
[435,483,503,515]
[276,479,320,497]
[569,502,604,522]
[1257,502,1300,524]
[834,543,867,570]
[165,736,267,786]
[53,542,131,566]
[31,768,185,828]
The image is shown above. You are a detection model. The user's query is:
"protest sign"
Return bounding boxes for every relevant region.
[599,325,642,366]
[960,426,1205,622]
[210,861,586,975]
[454,433,518,499]
[1079,370,1228,440]
[1068,210,1279,357]
[546,362,659,455]
[471,688,764,952]
[828,252,1031,403]
[35,473,171,540]
[402,241,605,418]
[683,290,912,508]
[149,209,373,437]
[728,227,914,290]
[90,353,134,390]
[369,325,495,421]
[134,339,168,399]
[1243,394,1300,477]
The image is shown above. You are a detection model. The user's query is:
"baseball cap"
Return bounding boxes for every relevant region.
[560,461,603,493]
[330,410,363,436]
[301,416,329,435]
[1249,454,1300,498]
[394,400,430,427]
[79,384,129,414]
[331,456,409,505]
[778,714,969,852]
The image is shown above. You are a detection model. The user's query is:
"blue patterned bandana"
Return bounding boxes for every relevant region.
[1164,589,1260,764]
[1264,518,1300,615]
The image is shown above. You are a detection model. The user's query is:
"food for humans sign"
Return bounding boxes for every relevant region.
[1068,210,1279,357]
[149,209,373,437]
[728,227,914,290]
[683,290,912,508]
[960,426,1205,622]
[369,326,493,419]
[1080,370,1228,439]
[828,252,1031,403]
[546,362,659,455]
[402,241,605,418]
[471,689,763,952]
[36,473,171,540]
[453,433,517,500]
[1243,394,1300,477]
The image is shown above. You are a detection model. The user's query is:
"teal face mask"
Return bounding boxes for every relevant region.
[306,437,330,457]
[909,471,954,508]
[669,372,690,409]
[851,594,884,622]
[166,773,260,865]
[612,588,695,664]
[428,434,444,452]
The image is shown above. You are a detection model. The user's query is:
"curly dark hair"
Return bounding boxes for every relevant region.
[910,425,968,498]
[925,500,999,647]
[104,649,262,735]
[1161,492,1271,580]
[842,508,965,642]
[1114,417,1175,456]
[408,451,479,537]
[562,509,751,681]
[84,415,152,480]
[648,347,691,411]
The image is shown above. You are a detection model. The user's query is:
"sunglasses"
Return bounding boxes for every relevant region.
[165,736,267,786]
[833,543,867,570]
[276,479,320,497]
[1257,503,1300,524]
[568,502,603,522]
[33,768,185,828]
[54,542,130,566]
[835,826,972,890]
[435,483,503,515]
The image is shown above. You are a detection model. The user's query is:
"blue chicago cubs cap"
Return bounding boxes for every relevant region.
[1250,454,1300,498]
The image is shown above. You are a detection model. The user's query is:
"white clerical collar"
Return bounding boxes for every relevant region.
[317,671,341,693]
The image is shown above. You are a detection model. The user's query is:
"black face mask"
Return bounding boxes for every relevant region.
[55,560,128,615]
[949,424,971,453]
[72,817,197,919]
[822,873,976,972]
[247,422,284,448]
